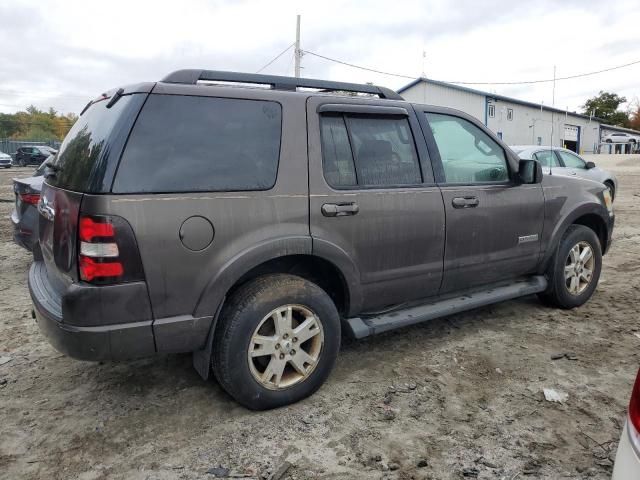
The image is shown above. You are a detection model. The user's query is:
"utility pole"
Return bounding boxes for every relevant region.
[294,15,301,78]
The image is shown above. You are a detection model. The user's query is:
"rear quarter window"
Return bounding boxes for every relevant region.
[112,95,282,193]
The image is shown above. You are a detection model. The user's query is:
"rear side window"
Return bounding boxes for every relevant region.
[320,114,421,188]
[113,95,282,193]
[533,150,560,167]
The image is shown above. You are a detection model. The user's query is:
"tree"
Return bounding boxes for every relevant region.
[582,91,629,126]
[628,100,640,131]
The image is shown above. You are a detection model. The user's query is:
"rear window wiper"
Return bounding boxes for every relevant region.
[44,161,62,179]
[106,88,125,109]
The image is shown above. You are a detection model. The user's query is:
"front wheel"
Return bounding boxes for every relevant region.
[538,225,602,309]
[212,274,341,410]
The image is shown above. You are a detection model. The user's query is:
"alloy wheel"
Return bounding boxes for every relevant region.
[248,304,324,390]
[564,241,595,295]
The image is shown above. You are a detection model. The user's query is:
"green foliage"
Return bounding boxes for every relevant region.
[582,91,629,126]
[0,105,76,140]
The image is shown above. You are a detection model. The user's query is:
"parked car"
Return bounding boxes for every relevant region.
[511,145,618,200]
[602,132,640,143]
[11,159,48,255]
[29,71,614,410]
[15,146,57,167]
[0,150,12,168]
[612,368,640,478]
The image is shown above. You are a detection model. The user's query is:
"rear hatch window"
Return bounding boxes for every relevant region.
[47,93,147,193]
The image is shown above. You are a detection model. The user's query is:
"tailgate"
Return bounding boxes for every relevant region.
[38,182,83,294]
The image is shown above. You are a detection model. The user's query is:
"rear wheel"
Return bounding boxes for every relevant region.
[212,274,340,410]
[538,225,602,309]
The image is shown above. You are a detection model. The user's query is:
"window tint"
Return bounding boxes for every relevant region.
[557,150,586,169]
[346,116,421,186]
[50,93,146,192]
[113,95,282,193]
[320,114,422,188]
[425,113,509,184]
[533,150,560,167]
[320,116,357,187]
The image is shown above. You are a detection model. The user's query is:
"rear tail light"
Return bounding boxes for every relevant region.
[628,368,640,455]
[19,192,40,205]
[77,215,144,285]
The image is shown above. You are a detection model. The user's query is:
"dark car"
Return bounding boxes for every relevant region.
[11,160,48,255]
[15,146,57,167]
[29,70,614,410]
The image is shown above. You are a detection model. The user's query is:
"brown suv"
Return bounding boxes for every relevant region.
[29,70,614,409]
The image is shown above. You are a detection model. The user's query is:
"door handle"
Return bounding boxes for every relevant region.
[322,202,359,217]
[452,196,479,209]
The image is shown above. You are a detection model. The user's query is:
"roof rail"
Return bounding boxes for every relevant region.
[161,69,404,100]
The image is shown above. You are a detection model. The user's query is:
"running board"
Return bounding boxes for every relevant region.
[344,276,547,339]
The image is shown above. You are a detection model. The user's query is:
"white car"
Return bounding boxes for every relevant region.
[603,132,640,143]
[511,145,619,200]
[0,150,12,168]
[612,368,640,478]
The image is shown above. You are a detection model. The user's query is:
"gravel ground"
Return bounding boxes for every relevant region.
[1,156,639,480]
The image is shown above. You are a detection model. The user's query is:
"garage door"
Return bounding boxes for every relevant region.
[564,125,579,142]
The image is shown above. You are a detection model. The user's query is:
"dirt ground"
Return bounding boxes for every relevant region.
[1,156,639,480]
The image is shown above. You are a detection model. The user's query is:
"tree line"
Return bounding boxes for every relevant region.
[582,91,640,130]
[0,105,78,141]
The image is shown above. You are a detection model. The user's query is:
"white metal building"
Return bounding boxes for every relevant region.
[398,78,639,154]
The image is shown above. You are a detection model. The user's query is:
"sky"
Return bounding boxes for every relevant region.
[1,0,639,115]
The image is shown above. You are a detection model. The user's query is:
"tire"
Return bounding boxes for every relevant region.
[212,274,341,410]
[538,225,602,309]
[604,180,615,201]
[605,139,612,143]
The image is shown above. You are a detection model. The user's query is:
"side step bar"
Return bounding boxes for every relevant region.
[344,276,547,339]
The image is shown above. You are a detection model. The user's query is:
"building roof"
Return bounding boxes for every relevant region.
[397,77,600,121]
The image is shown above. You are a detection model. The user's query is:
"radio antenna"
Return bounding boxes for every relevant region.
[549,65,556,175]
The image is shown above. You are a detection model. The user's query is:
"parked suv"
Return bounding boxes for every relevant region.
[15,146,57,166]
[29,71,614,410]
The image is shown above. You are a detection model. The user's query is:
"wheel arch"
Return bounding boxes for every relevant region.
[539,205,610,273]
[191,239,361,379]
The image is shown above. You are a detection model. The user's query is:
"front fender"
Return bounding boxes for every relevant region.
[539,201,611,273]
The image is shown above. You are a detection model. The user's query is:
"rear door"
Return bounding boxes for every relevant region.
[418,108,544,293]
[307,97,446,313]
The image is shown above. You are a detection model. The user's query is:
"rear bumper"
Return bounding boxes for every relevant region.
[29,261,156,361]
[28,261,212,361]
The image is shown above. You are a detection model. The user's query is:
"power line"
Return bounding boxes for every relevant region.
[303,49,640,86]
[255,43,295,74]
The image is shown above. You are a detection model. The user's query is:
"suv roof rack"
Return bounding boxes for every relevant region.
[161,69,404,100]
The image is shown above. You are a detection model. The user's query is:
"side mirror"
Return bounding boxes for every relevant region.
[518,159,543,184]
[585,161,596,169]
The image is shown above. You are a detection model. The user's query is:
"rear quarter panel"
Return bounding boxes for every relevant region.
[80,86,311,322]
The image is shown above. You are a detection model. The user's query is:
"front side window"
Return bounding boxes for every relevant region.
[533,150,560,167]
[557,150,586,169]
[320,114,422,188]
[113,95,282,193]
[425,113,509,184]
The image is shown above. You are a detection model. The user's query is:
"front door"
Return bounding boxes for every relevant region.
[419,109,545,294]
[307,97,446,313]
